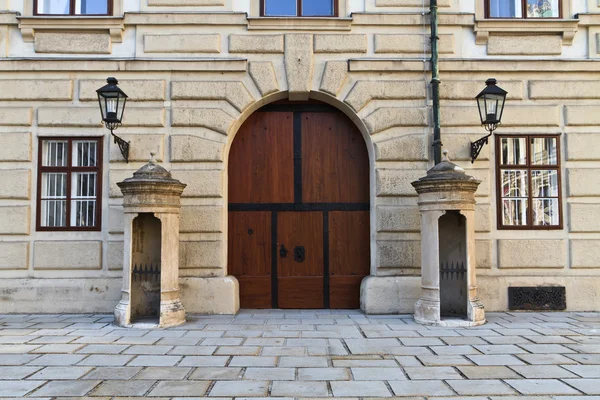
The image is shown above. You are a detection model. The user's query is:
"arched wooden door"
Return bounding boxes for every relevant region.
[228,103,370,309]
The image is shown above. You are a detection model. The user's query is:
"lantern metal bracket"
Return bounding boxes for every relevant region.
[111,129,130,163]
[470,132,492,163]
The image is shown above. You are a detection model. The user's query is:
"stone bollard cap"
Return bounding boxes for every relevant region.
[119,152,185,186]
[411,150,480,192]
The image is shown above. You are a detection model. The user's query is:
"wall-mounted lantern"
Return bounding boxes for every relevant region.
[97,77,130,162]
[470,78,507,163]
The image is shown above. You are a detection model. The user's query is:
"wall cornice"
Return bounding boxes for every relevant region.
[473,18,579,46]
[17,16,125,43]
[123,12,248,26]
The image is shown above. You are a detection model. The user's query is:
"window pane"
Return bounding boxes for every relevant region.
[527,0,559,17]
[264,0,297,16]
[502,198,528,225]
[531,170,559,197]
[533,198,560,226]
[73,140,98,167]
[531,137,558,165]
[42,140,68,167]
[489,0,522,17]
[41,172,67,227]
[76,0,108,15]
[501,170,529,197]
[71,172,97,227]
[302,0,334,16]
[37,0,70,14]
[501,137,527,165]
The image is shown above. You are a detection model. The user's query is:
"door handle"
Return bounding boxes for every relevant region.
[279,244,288,258]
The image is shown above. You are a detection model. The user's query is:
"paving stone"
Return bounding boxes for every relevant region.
[127,355,181,366]
[467,355,526,366]
[149,381,211,396]
[81,366,142,380]
[404,366,463,380]
[244,367,295,380]
[565,353,600,364]
[135,366,191,380]
[170,345,217,355]
[279,356,328,367]
[230,356,278,367]
[0,380,46,396]
[509,365,578,378]
[562,364,600,377]
[34,379,101,396]
[123,345,174,355]
[333,359,398,367]
[504,379,581,395]
[561,379,600,395]
[517,353,578,364]
[417,355,474,366]
[400,337,445,346]
[440,336,488,345]
[28,366,93,380]
[262,346,307,356]
[200,338,244,346]
[272,381,330,397]
[481,335,533,345]
[28,354,87,366]
[430,345,480,355]
[76,344,129,354]
[446,379,517,395]
[156,337,200,346]
[519,344,575,353]
[457,365,521,379]
[0,366,41,379]
[474,345,527,354]
[524,335,576,344]
[215,346,261,355]
[179,356,230,367]
[189,366,243,380]
[245,338,286,346]
[395,356,423,366]
[298,367,350,380]
[351,366,406,380]
[77,354,134,366]
[0,344,41,353]
[388,380,455,396]
[210,380,269,396]
[565,344,600,353]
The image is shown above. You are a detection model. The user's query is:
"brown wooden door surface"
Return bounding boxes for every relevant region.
[228,103,369,309]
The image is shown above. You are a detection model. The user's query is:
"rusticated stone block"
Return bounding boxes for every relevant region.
[38,108,164,127]
[0,242,29,269]
[35,32,111,54]
[320,61,348,96]
[567,133,600,161]
[249,62,279,96]
[441,105,559,127]
[144,34,220,53]
[476,203,491,232]
[110,134,164,162]
[570,240,600,268]
[34,241,102,270]
[0,80,72,101]
[365,108,428,134]
[376,206,420,232]
[180,241,222,269]
[488,35,562,55]
[108,207,124,233]
[376,169,425,197]
[345,81,426,112]
[569,203,600,232]
[171,108,234,135]
[464,169,489,197]
[171,170,223,198]
[0,170,30,199]
[375,134,428,161]
[180,206,223,233]
[285,34,313,101]
[108,241,124,271]
[314,34,367,53]
[170,135,224,162]
[442,134,489,161]
[171,81,254,112]
[229,34,284,53]
[476,240,492,269]
[568,169,600,197]
[0,108,32,126]
[79,80,166,101]
[0,206,30,235]
[376,240,421,268]
[441,81,523,100]
[530,80,600,99]
[109,170,136,198]
[374,34,454,54]
[498,239,564,268]
[566,106,600,126]
[0,133,31,161]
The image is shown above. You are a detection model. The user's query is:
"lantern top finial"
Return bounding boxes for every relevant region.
[485,78,497,86]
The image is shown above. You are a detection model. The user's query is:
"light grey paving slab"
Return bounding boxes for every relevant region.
[298,367,350,381]
[245,338,286,346]
[91,379,156,396]
[417,355,474,366]
[446,379,517,395]
[0,336,36,344]
[179,356,230,367]
[114,337,159,345]
[331,380,392,397]
[404,366,463,380]
[215,346,261,355]
[456,365,521,379]
[0,380,46,396]
[76,344,129,354]
[210,380,270,396]
[169,345,216,355]
[509,365,578,378]
[28,366,93,380]
[504,379,581,395]
[388,380,455,396]
[482,335,533,345]
[230,356,278,367]
[156,337,200,346]
[262,346,307,356]
[400,338,445,346]
[135,366,191,380]
[467,355,526,366]
[517,353,578,365]
[519,344,576,353]
[395,356,423,367]
[0,366,42,379]
[0,344,41,353]
[126,355,181,366]
[189,367,243,380]
[429,345,480,355]
[72,336,121,344]
[77,354,134,366]
[200,338,243,346]
[565,344,600,353]
[123,345,174,355]
[244,367,295,380]
[272,381,330,397]
[565,353,600,364]
[81,366,142,380]
[28,354,87,366]
[439,336,488,345]
[30,343,85,354]
[351,367,406,380]
[473,345,527,354]
[34,379,101,396]
[279,356,328,367]
[562,379,600,395]
[523,335,576,344]
[149,381,211,396]
[333,359,398,367]
[562,364,600,378]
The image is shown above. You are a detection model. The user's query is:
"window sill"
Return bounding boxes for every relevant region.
[17,16,125,43]
[247,17,352,31]
[474,18,579,45]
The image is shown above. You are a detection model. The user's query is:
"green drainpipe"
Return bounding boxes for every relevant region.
[430,0,442,165]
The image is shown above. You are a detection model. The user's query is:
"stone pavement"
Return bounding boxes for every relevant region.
[1,310,599,399]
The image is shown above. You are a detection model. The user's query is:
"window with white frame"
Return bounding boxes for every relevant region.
[35,0,111,15]
[37,137,103,231]
[487,0,561,18]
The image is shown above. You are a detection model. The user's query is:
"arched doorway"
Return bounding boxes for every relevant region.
[228,102,370,309]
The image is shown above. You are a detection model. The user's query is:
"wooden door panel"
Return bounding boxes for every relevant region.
[277,212,323,278]
[278,277,324,309]
[301,112,369,203]
[329,276,363,309]
[228,111,294,204]
[329,211,370,276]
[237,277,272,309]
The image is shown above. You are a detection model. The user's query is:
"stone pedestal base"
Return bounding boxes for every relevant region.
[360,276,420,314]
[160,299,186,328]
[414,296,486,327]
[113,299,130,328]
